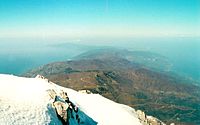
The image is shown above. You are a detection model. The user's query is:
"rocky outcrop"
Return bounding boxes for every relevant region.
[47,89,80,125]
[53,100,69,123]
[136,110,166,125]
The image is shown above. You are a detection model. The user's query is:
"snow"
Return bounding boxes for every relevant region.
[65,90,141,125]
[0,74,61,125]
[0,74,142,125]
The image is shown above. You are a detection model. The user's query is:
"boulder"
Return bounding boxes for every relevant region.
[53,101,69,122]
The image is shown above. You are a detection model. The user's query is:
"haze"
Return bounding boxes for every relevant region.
[0,0,199,81]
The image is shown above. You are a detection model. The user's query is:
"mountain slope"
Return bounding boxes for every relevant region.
[0,74,149,125]
[23,49,200,124]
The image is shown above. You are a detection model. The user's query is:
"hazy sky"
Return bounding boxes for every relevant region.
[0,0,199,40]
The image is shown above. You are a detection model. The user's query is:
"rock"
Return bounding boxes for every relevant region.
[147,116,165,125]
[136,110,165,125]
[47,88,80,125]
[137,110,147,122]
[35,74,50,82]
[78,90,92,94]
[35,75,45,79]
[47,89,57,99]
[147,116,160,125]
[60,90,69,101]
[53,101,69,122]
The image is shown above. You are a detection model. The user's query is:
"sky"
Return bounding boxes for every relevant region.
[0,0,199,40]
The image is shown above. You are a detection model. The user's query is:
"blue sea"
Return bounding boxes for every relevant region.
[0,37,199,82]
[0,41,87,75]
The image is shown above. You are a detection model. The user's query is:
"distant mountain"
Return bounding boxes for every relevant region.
[74,48,172,72]
[24,49,200,124]
[0,74,165,125]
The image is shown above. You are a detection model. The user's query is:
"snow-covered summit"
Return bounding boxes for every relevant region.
[0,74,143,125]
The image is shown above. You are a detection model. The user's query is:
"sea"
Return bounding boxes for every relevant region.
[0,37,199,82]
